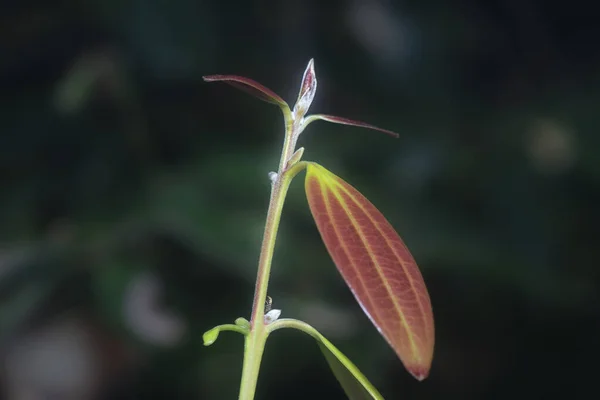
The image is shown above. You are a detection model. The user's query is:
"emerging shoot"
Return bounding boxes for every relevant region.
[202,59,434,399]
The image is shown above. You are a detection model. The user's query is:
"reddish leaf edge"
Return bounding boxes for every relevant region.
[203,74,289,108]
[303,114,400,138]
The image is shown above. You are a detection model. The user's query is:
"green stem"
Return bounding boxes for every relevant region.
[237,112,306,400]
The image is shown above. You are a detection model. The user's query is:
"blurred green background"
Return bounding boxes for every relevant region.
[1,0,599,399]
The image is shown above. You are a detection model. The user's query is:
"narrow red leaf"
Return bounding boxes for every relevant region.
[303,114,399,138]
[304,163,434,380]
[203,74,289,108]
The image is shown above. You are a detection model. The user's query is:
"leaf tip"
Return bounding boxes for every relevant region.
[408,365,430,381]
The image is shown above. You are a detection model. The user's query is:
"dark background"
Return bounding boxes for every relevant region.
[1,0,599,399]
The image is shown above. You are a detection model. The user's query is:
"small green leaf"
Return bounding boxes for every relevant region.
[203,326,221,346]
[268,319,383,399]
[235,317,250,329]
[202,323,249,346]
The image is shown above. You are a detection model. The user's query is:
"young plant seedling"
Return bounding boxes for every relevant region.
[202,59,434,400]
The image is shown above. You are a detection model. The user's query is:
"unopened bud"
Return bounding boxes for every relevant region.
[264,309,281,324]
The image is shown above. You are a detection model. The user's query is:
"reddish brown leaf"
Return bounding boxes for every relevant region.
[304,163,434,380]
[303,114,399,138]
[203,74,289,108]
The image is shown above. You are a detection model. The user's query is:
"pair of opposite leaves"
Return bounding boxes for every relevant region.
[204,60,434,383]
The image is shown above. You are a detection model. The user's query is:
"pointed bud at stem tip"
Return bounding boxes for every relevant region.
[293,59,317,120]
